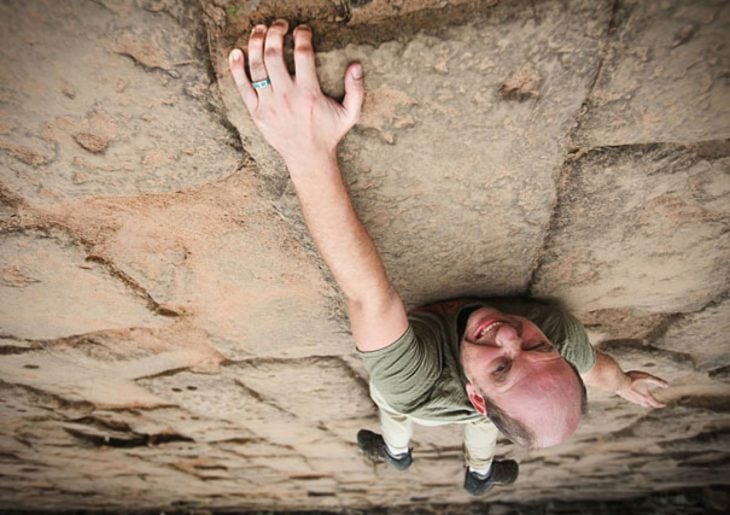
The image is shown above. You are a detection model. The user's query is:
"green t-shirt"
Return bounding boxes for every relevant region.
[359,298,595,423]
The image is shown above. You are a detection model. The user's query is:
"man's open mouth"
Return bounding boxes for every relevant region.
[472,318,514,341]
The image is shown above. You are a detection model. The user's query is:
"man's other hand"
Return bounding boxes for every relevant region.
[615,370,669,408]
[583,351,670,409]
[228,20,364,167]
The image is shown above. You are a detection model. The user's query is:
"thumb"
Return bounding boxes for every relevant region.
[342,62,364,125]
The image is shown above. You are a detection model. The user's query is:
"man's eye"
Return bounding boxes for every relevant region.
[530,342,552,352]
[493,361,510,377]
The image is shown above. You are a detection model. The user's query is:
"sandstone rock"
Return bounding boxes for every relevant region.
[0,325,221,407]
[73,132,109,153]
[709,366,730,383]
[0,137,55,167]
[533,145,730,314]
[574,0,730,146]
[105,27,177,72]
[234,357,374,422]
[656,299,730,371]
[499,64,542,100]
[1,0,729,511]
[0,229,166,340]
[220,0,612,303]
[0,0,240,207]
[38,173,350,360]
[579,308,667,341]
[61,85,77,99]
[0,335,33,352]
[136,365,349,453]
[110,406,257,443]
[597,339,698,385]
[181,226,348,360]
[347,0,483,26]
[576,397,646,437]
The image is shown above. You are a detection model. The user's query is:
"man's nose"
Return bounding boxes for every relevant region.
[495,324,522,350]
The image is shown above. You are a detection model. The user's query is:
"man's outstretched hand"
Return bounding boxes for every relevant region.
[615,370,669,409]
[227,20,408,354]
[228,20,364,169]
[583,351,670,409]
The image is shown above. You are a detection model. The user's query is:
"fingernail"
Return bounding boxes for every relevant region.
[295,23,311,33]
[352,63,363,80]
[229,49,242,61]
[273,18,289,28]
[253,24,266,34]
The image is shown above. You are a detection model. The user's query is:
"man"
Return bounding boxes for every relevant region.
[227,20,668,495]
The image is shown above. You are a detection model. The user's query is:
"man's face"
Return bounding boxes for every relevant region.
[460,307,583,447]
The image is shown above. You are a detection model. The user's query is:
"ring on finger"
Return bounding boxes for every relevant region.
[251,77,271,90]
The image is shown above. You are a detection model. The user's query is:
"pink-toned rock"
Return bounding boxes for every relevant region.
[227,1,612,303]
[0,266,39,288]
[0,0,239,207]
[73,132,109,153]
[106,28,175,72]
[347,0,488,25]
[574,0,730,145]
[0,229,166,340]
[656,299,730,372]
[141,148,177,168]
[0,139,54,167]
[533,145,730,314]
[500,64,542,100]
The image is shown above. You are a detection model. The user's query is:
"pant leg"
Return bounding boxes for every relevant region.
[463,418,499,469]
[369,383,413,450]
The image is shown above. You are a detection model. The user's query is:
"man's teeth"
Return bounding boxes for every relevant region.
[477,321,503,339]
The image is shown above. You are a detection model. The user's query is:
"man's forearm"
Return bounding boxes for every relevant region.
[229,23,408,351]
[582,351,628,393]
[582,350,668,408]
[287,153,393,306]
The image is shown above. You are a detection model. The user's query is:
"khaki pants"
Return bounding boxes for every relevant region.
[370,382,499,469]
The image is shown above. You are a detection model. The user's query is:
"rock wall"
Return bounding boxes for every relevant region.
[0,0,728,511]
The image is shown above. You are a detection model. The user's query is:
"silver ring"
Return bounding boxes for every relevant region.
[251,77,271,90]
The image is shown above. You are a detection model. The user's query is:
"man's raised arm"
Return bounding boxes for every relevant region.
[228,20,408,352]
[582,350,669,408]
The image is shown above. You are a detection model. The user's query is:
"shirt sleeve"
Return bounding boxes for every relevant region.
[357,315,443,413]
[542,309,596,374]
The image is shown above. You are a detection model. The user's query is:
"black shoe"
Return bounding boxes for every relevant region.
[356,429,412,471]
[463,459,519,496]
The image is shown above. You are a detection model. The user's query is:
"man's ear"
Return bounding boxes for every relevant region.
[466,382,487,416]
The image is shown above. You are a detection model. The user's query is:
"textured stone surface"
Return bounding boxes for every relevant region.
[533,144,730,314]
[1,0,729,512]
[574,0,730,146]
[657,298,730,372]
[0,325,221,406]
[0,229,166,339]
[219,0,612,303]
[29,173,349,360]
[347,0,480,25]
[0,0,240,207]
